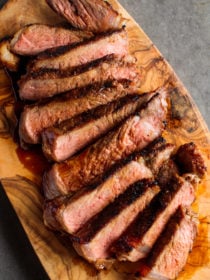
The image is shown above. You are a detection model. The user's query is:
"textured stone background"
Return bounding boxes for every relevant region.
[0,0,209,279]
[120,0,210,128]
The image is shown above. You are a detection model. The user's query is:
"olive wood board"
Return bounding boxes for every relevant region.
[0,0,210,279]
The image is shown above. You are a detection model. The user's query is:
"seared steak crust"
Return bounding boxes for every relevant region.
[29,28,128,71]
[41,92,156,162]
[10,24,92,56]
[142,142,176,176]
[43,89,168,199]
[19,82,134,144]
[46,0,124,33]
[175,142,207,178]
[112,174,195,262]
[43,157,153,233]
[156,159,179,187]
[140,206,197,279]
[19,54,139,100]
[43,138,175,234]
[2,0,204,274]
[72,181,160,268]
[74,181,156,242]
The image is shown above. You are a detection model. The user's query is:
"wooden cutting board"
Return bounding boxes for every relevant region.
[0,0,210,279]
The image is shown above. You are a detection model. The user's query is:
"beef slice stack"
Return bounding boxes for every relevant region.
[3,0,207,279]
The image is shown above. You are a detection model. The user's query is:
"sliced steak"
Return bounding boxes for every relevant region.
[19,82,134,144]
[156,159,179,187]
[18,55,139,100]
[72,181,160,269]
[112,174,195,262]
[44,159,153,233]
[140,206,197,280]
[42,92,156,162]
[156,141,206,187]
[29,28,128,71]
[43,89,168,199]
[46,0,124,33]
[141,141,176,176]
[43,139,175,234]
[175,142,207,179]
[10,24,92,56]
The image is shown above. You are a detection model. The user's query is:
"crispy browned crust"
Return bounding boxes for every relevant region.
[43,90,168,199]
[30,28,126,61]
[141,206,197,279]
[111,174,195,259]
[73,179,156,243]
[18,54,139,100]
[175,142,207,178]
[46,0,124,33]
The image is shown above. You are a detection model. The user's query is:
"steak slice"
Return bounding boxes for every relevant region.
[43,89,168,199]
[43,139,175,234]
[72,181,160,269]
[46,0,124,33]
[112,174,195,262]
[175,142,207,179]
[29,28,128,71]
[156,158,179,187]
[19,82,134,144]
[42,92,156,162]
[19,55,139,100]
[140,206,197,280]
[44,158,153,233]
[10,24,92,56]
[141,140,176,177]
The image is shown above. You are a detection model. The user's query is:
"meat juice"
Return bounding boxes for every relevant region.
[5,67,51,176]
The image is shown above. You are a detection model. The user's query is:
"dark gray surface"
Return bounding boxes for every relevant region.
[120,0,210,128]
[0,187,49,280]
[0,0,209,279]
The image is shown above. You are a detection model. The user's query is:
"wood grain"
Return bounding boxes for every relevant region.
[0,0,210,279]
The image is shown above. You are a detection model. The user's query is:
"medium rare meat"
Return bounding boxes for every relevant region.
[29,28,128,71]
[43,89,168,199]
[44,159,153,233]
[140,206,197,280]
[19,82,135,144]
[42,92,156,162]
[46,0,124,33]
[72,181,160,269]
[18,54,139,100]
[111,174,195,262]
[10,24,92,56]
[43,139,175,234]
